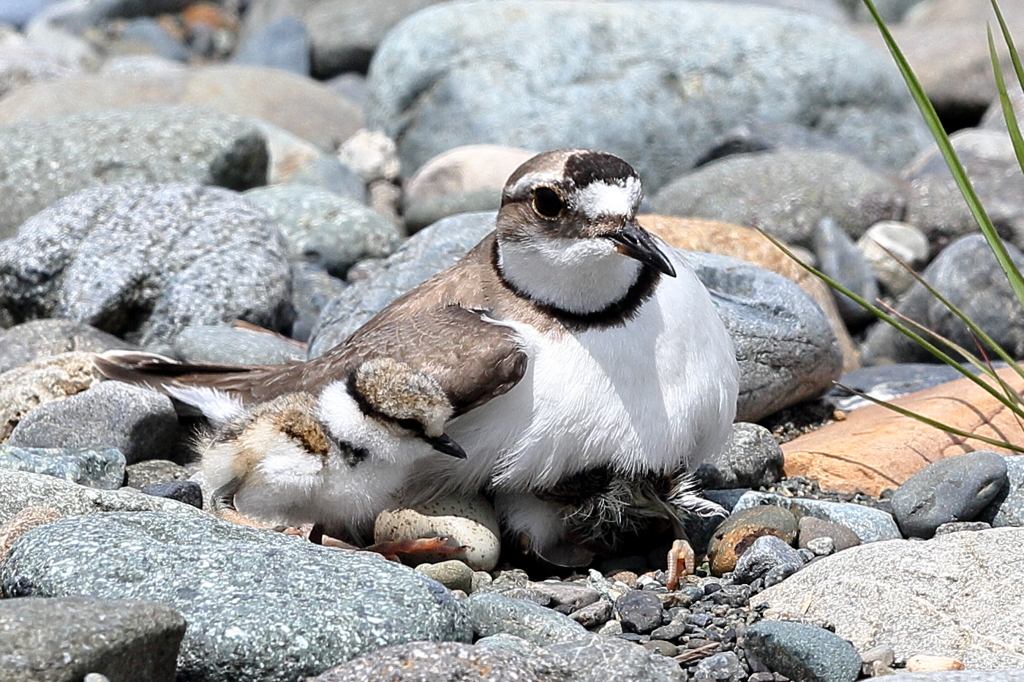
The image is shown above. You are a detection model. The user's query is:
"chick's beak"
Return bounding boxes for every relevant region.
[428,433,467,459]
[608,222,676,277]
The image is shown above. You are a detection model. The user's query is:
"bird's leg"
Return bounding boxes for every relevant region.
[211,480,276,530]
[666,538,696,590]
[362,537,467,563]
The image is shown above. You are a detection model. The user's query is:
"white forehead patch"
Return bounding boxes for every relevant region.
[576,177,641,219]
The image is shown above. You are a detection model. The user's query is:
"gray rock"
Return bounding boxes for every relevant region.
[466,592,587,646]
[231,14,310,75]
[123,459,192,490]
[2,511,472,681]
[891,451,1008,538]
[934,521,992,536]
[615,590,664,634]
[692,651,747,682]
[980,455,1024,527]
[694,422,784,490]
[0,595,185,682]
[0,445,125,490]
[309,640,570,681]
[812,217,879,327]
[118,17,191,62]
[528,581,601,611]
[732,534,805,587]
[0,183,293,346]
[751,528,1024,669]
[310,211,494,355]
[544,634,684,682]
[881,674,1024,682]
[327,73,368,109]
[243,184,403,277]
[745,621,861,682]
[0,319,134,374]
[305,0,444,77]
[825,363,965,412]
[0,105,267,239]
[172,325,305,366]
[863,234,1024,364]
[689,252,843,422]
[732,492,901,543]
[0,39,80,100]
[849,0,926,22]
[367,1,925,190]
[805,536,835,556]
[416,560,474,594]
[0,468,203,526]
[857,220,930,295]
[568,599,613,629]
[312,214,841,420]
[8,381,178,465]
[140,481,203,510]
[903,129,1024,251]
[0,0,60,27]
[290,262,346,343]
[652,150,905,248]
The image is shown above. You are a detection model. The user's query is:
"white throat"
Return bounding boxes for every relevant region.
[498,236,643,314]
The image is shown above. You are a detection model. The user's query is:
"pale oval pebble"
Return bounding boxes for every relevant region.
[906,654,965,672]
[374,494,501,571]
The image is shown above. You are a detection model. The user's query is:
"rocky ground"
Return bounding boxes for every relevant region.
[1,0,1024,680]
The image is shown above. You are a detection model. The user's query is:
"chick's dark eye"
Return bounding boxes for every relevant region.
[532,187,564,218]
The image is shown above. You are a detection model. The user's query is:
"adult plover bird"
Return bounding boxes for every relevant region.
[95,149,739,567]
[97,354,465,547]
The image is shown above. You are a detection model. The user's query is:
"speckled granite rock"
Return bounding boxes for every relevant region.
[0,183,293,346]
[0,319,133,374]
[1,511,472,681]
[0,445,125,489]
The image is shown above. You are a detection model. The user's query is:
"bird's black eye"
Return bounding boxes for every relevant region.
[532,187,564,218]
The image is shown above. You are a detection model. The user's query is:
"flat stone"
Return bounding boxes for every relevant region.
[615,590,664,634]
[825,363,965,412]
[707,504,798,577]
[0,183,293,346]
[0,445,125,489]
[752,528,1024,669]
[1,511,472,680]
[891,451,1008,538]
[0,595,185,682]
[171,325,305,366]
[782,367,1024,496]
[528,581,601,611]
[0,319,133,374]
[0,105,267,239]
[732,492,900,544]
[732,535,804,586]
[745,621,861,682]
[797,516,861,553]
[466,592,587,646]
[8,381,178,465]
[652,150,905,249]
[368,1,925,189]
[0,468,204,526]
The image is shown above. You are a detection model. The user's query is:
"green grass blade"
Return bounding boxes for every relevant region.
[990,24,1024,207]
[838,384,1024,453]
[862,0,1024,308]
[993,1,1024,99]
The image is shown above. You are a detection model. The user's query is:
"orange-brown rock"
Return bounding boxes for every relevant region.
[0,506,62,563]
[906,654,965,672]
[782,367,1024,496]
[640,215,859,373]
[707,505,798,577]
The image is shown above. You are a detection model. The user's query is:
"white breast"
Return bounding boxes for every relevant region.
[434,251,739,495]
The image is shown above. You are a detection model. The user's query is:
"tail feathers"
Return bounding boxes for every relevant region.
[92,350,249,423]
[667,473,728,520]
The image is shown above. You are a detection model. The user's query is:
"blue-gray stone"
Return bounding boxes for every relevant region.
[244,184,402,278]
[544,635,684,682]
[732,535,804,586]
[310,213,842,420]
[693,651,746,682]
[812,217,879,327]
[732,492,901,543]
[0,319,134,375]
[119,17,190,62]
[615,590,664,634]
[8,382,178,465]
[141,481,203,510]
[0,105,268,240]
[368,1,926,190]
[0,595,184,682]
[0,445,125,490]
[980,455,1024,528]
[746,621,861,682]
[466,592,587,646]
[0,0,59,27]
[652,150,906,248]
[891,451,1008,539]
[1,511,471,682]
[864,234,1024,364]
[172,325,305,366]
[232,14,311,75]
[0,183,292,346]
[291,263,346,344]
[825,363,968,412]
[694,422,784,490]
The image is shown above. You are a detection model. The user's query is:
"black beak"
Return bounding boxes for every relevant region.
[427,433,467,459]
[607,222,676,277]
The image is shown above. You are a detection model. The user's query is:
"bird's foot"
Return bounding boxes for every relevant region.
[666,538,696,590]
[363,537,466,563]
